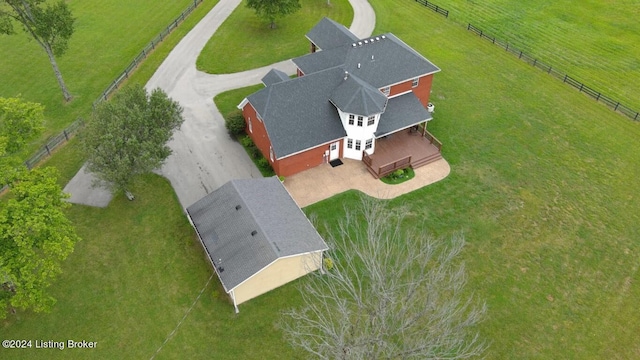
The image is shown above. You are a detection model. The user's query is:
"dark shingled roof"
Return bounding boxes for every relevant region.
[186,178,328,292]
[376,92,433,137]
[262,69,290,86]
[306,17,359,51]
[329,73,388,116]
[247,67,348,158]
[293,33,440,88]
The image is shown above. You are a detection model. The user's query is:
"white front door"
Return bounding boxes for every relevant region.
[329,141,340,160]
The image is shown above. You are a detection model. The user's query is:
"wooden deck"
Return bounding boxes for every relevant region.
[363,128,442,178]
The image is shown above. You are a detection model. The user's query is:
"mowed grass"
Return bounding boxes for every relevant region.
[428,0,640,111]
[0,167,305,359]
[196,0,353,73]
[0,0,218,157]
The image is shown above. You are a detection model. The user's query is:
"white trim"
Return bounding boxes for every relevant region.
[231,290,239,313]
[389,89,413,99]
[376,119,431,138]
[379,71,438,90]
[237,98,249,110]
[277,137,343,160]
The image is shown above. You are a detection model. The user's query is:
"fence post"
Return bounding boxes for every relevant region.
[635,112,639,121]
[563,74,568,83]
[548,66,552,74]
[614,102,619,111]
[467,24,470,30]
[519,51,523,59]
[579,83,584,92]
[533,59,537,67]
[45,145,51,156]
[63,129,69,141]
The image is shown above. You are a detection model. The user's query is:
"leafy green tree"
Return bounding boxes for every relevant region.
[83,84,184,196]
[0,0,75,102]
[246,0,301,29]
[282,199,487,359]
[0,167,81,318]
[0,96,44,184]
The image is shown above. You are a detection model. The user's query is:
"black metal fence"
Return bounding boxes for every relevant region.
[467,24,640,121]
[24,119,85,170]
[415,0,448,17]
[94,0,204,107]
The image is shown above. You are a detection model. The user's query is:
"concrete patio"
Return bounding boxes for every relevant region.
[283,157,451,207]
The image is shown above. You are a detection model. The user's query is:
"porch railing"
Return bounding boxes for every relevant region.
[418,124,443,151]
[376,155,412,178]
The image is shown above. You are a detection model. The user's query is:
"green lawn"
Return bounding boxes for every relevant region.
[0,0,218,157]
[196,0,353,74]
[426,0,640,111]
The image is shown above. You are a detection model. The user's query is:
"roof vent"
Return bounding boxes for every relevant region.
[381,35,386,39]
[251,230,258,236]
[218,266,224,272]
[344,71,349,80]
[352,43,356,47]
[364,40,368,44]
[357,63,361,69]
[358,41,362,46]
[371,55,374,60]
[235,205,241,210]
[376,36,380,41]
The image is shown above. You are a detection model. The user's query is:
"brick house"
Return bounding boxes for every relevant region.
[238,18,443,178]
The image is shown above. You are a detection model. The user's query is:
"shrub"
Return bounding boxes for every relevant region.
[323,257,334,271]
[257,157,270,170]
[391,169,405,179]
[225,110,246,135]
[241,135,254,148]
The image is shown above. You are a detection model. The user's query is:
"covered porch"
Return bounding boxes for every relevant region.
[363,125,443,178]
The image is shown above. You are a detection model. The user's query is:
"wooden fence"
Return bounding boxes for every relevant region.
[414,0,449,17]
[467,24,640,121]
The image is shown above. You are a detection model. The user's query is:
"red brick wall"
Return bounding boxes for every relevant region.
[242,102,343,177]
[388,74,434,107]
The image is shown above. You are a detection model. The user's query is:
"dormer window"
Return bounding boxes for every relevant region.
[367,115,375,126]
[382,86,390,96]
[348,114,355,125]
[357,116,364,127]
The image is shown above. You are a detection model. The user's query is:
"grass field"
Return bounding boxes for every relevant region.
[428,0,640,111]
[196,0,353,73]
[0,0,218,157]
[2,0,640,359]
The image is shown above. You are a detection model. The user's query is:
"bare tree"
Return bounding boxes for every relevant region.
[281,199,487,359]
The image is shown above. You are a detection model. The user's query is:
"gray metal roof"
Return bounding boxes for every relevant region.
[186,178,328,292]
[305,17,359,51]
[293,33,440,88]
[247,67,348,158]
[376,93,433,137]
[329,73,388,116]
[262,69,290,86]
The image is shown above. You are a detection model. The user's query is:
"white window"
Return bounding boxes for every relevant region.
[269,146,274,162]
[347,138,353,149]
[348,114,355,125]
[355,140,361,151]
[382,86,390,96]
[248,117,252,133]
[412,78,419,88]
[365,138,373,150]
[357,116,364,127]
[367,115,375,126]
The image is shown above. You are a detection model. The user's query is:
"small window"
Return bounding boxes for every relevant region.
[367,116,375,126]
[348,114,355,125]
[382,86,390,96]
[269,146,274,162]
[412,78,419,88]
[248,117,252,133]
[357,116,363,127]
[365,138,373,149]
[347,138,353,149]
[355,140,361,151]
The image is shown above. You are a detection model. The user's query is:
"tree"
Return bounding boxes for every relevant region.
[246,0,301,29]
[83,84,184,195]
[0,0,75,102]
[281,199,487,359]
[0,167,81,318]
[0,96,44,184]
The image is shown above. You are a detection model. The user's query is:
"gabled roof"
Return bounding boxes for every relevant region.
[186,178,328,292]
[247,67,348,158]
[376,92,433,137]
[329,73,388,116]
[294,33,441,88]
[305,17,359,51]
[262,69,290,86]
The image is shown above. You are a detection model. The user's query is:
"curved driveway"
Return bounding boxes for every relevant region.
[147,0,375,208]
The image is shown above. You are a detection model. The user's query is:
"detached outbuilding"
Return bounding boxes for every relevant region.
[186,177,328,312]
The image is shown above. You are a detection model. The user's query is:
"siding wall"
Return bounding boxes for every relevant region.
[233,251,323,305]
[389,74,434,106]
